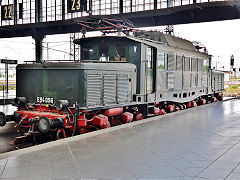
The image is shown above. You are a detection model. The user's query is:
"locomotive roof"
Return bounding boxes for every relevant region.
[16,62,136,70]
[74,32,210,58]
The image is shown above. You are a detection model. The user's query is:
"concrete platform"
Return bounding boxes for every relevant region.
[0,99,240,179]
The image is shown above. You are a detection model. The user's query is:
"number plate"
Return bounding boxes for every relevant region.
[36,97,54,104]
[67,0,87,13]
[1,5,13,20]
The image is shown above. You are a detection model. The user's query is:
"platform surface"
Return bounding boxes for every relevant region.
[0,99,240,179]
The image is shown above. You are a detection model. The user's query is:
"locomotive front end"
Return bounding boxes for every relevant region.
[5,62,136,140]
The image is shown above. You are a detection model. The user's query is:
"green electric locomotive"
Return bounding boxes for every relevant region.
[0,31,224,140]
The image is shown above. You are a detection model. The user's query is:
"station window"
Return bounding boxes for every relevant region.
[157,52,165,70]
[83,46,94,60]
[184,57,190,71]
[99,45,109,61]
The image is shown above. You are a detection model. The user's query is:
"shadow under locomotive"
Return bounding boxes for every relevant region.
[0,31,224,145]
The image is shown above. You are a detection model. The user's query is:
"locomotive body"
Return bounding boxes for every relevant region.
[0,31,224,140]
[74,33,224,103]
[16,62,136,107]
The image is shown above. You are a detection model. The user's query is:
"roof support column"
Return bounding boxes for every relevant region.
[154,0,157,10]
[35,0,43,23]
[62,0,65,20]
[33,35,45,63]
[120,0,123,13]
[14,0,17,24]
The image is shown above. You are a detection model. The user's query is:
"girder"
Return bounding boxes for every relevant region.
[0,1,239,38]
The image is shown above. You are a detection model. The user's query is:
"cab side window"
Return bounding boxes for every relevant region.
[157,52,165,70]
[99,45,109,61]
[83,46,94,60]
[115,45,126,61]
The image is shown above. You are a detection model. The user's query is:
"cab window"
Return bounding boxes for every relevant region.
[83,46,94,60]
[99,45,109,61]
[157,52,165,70]
[203,59,209,72]
[115,44,126,61]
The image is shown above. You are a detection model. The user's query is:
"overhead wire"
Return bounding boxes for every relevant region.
[42,46,71,55]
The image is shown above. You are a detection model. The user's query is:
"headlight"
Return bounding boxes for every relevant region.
[38,116,51,134]
[13,97,27,107]
[55,100,69,111]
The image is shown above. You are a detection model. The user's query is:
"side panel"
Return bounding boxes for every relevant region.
[103,74,117,104]
[85,73,102,106]
[140,43,147,94]
[118,74,130,103]
[16,69,43,102]
[85,70,135,107]
[17,69,83,105]
[129,43,141,94]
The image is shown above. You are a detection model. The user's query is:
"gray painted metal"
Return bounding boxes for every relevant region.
[212,70,224,93]
[122,33,224,103]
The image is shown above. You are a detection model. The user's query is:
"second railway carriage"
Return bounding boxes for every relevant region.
[0,31,224,140]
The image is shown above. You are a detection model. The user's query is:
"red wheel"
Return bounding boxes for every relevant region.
[136,113,143,121]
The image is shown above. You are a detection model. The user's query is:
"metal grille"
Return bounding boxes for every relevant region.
[86,73,102,106]
[191,58,198,72]
[183,72,191,88]
[92,0,119,15]
[215,75,222,91]
[167,72,174,90]
[184,57,190,71]
[167,54,174,71]
[156,70,167,91]
[174,71,182,90]
[202,73,207,87]
[176,55,183,70]
[191,73,197,87]
[198,59,203,72]
[221,75,224,90]
[103,74,116,104]
[117,74,129,102]
[198,73,202,87]
[123,0,154,13]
